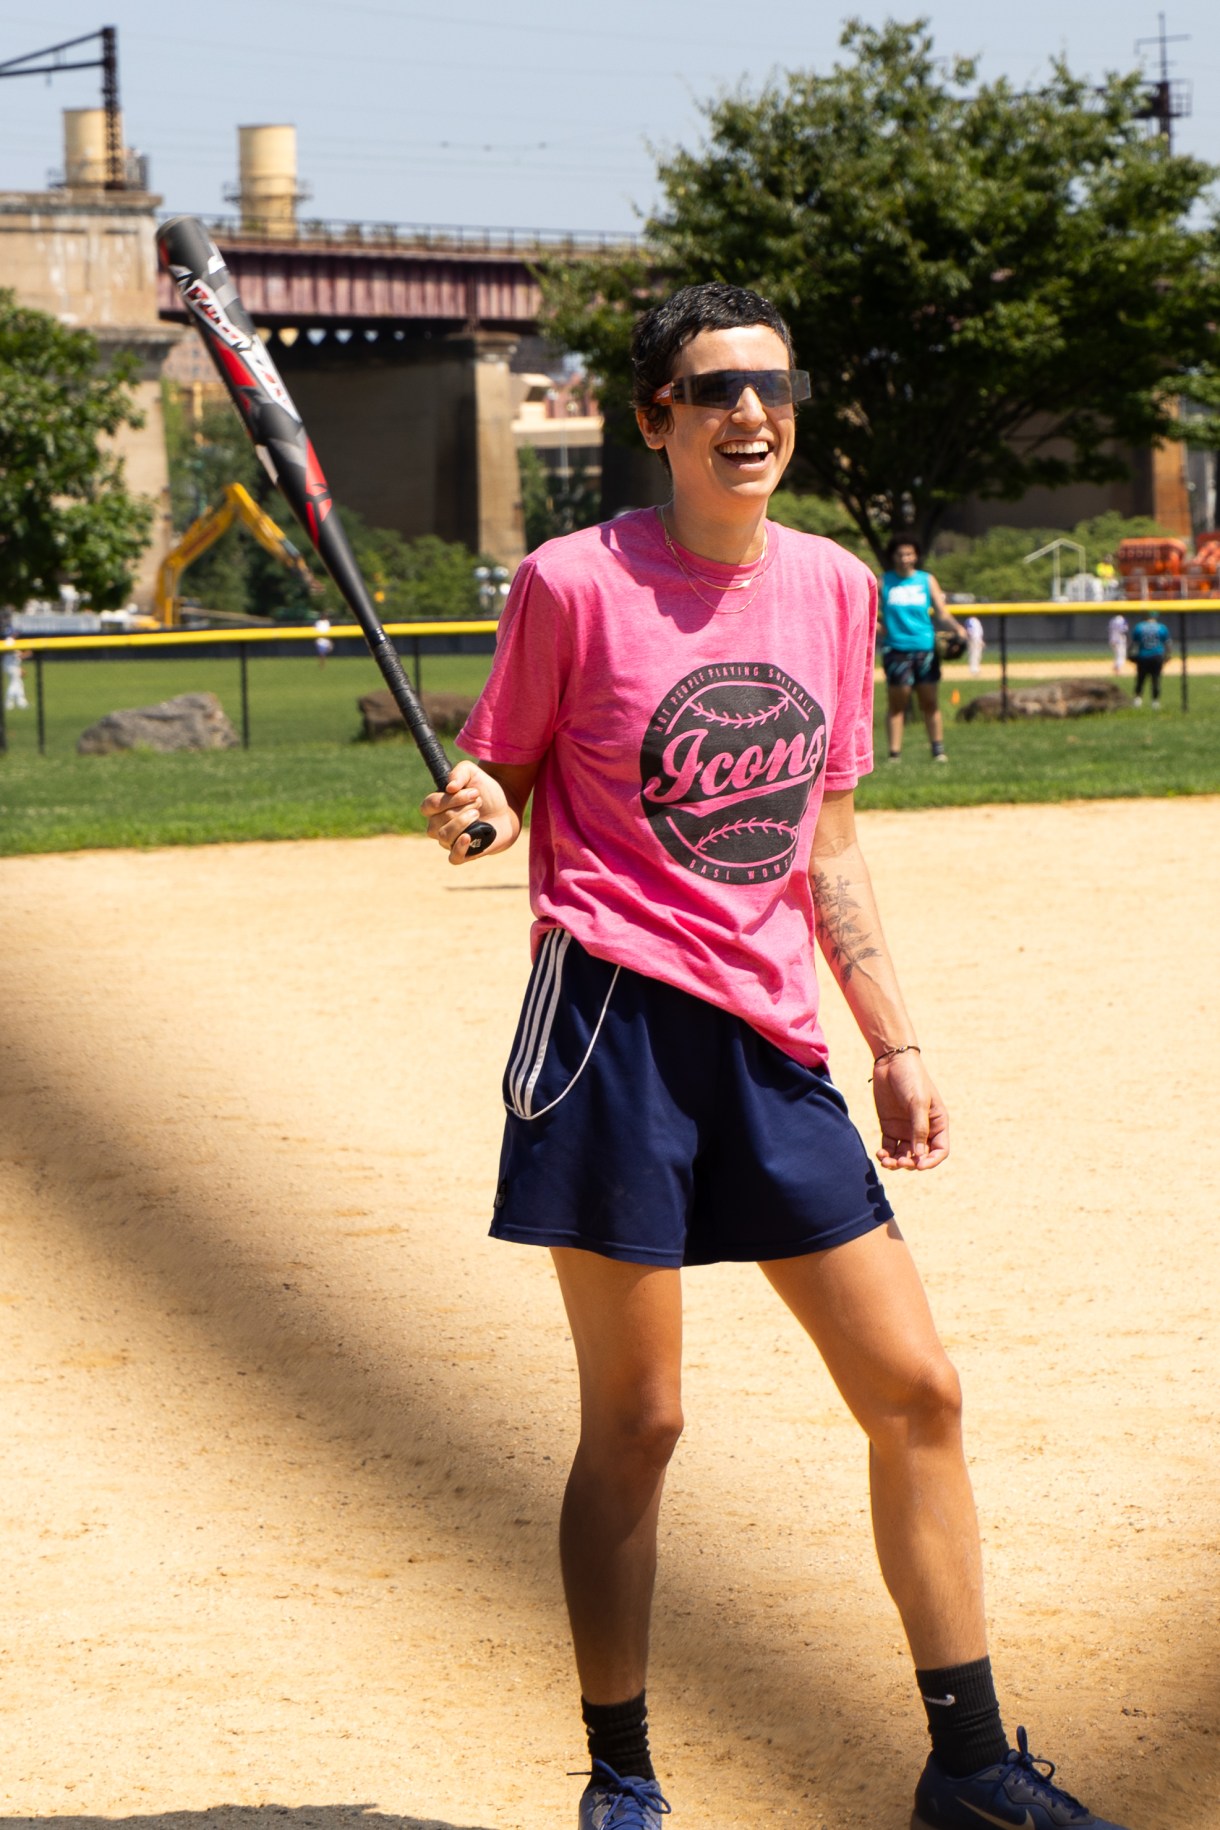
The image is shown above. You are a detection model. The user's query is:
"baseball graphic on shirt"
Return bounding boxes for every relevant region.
[640,664,827,883]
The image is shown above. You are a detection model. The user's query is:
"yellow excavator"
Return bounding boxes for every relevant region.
[155,482,321,627]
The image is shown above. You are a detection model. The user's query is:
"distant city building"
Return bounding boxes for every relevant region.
[510,354,602,499]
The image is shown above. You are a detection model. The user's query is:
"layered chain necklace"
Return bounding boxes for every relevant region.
[656,507,773,613]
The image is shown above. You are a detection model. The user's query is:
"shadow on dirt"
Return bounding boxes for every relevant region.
[0,974,910,1820]
[2,944,1210,1827]
[0,1811,495,1830]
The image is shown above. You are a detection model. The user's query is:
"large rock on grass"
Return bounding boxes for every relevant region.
[358,688,475,741]
[957,678,1129,722]
[77,691,239,754]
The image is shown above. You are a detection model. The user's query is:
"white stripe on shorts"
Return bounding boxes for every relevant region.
[525,962,620,1122]
[507,927,569,1117]
[506,928,621,1122]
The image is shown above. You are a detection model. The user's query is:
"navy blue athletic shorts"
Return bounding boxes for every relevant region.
[491,929,894,1267]
[882,647,941,688]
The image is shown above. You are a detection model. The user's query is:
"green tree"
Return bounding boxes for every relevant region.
[162,382,263,616]
[393,531,488,621]
[927,513,1173,601]
[518,444,552,551]
[162,383,261,530]
[518,444,602,549]
[544,20,1220,558]
[767,489,876,564]
[0,290,154,608]
[315,511,491,622]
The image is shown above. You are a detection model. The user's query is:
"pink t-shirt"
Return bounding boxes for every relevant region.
[458,508,877,1069]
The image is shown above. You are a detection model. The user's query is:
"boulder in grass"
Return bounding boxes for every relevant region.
[77,691,240,754]
[957,678,1129,722]
[358,688,476,741]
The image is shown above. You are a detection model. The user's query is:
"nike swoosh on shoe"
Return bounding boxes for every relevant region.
[962,1804,1036,1830]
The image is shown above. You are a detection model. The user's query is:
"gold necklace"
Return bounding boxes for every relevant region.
[656,508,773,612]
[657,507,768,583]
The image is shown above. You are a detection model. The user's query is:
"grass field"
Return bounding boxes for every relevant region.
[2,649,1218,855]
[0,651,486,753]
[856,669,1220,812]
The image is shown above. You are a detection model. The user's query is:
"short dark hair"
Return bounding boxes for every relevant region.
[884,532,922,567]
[631,282,797,442]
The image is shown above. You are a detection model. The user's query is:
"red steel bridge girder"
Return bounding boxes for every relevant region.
[157,237,547,332]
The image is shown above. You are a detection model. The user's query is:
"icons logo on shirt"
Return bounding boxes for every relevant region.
[640,664,827,883]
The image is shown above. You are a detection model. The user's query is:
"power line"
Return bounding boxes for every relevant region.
[0,25,125,189]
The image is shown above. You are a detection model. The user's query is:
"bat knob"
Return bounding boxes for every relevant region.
[462,819,498,858]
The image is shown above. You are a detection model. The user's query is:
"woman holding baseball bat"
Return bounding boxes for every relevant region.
[423,284,1130,1830]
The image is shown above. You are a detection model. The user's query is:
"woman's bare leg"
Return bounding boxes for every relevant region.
[763,1224,987,1668]
[916,679,944,748]
[551,1248,684,1702]
[887,683,912,755]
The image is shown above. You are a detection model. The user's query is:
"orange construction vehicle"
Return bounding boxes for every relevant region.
[155,482,320,627]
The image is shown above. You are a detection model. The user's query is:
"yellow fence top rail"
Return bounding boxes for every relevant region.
[2,620,501,653]
[951,600,1219,615]
[3,602,1217,656]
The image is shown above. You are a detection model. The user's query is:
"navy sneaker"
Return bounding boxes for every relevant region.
[578,1759,672,1829]
[912,1726,1131,1828]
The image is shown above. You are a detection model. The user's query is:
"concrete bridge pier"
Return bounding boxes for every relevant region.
[272,327,525,569]
[1,188,178,609]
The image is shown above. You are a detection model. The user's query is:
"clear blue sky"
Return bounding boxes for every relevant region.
[1,2,1217,232]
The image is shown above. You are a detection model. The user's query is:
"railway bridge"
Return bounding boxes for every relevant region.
[3,179,640,604]
[157,218,641,569]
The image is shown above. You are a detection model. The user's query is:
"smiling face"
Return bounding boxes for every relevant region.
[635,325,798,531]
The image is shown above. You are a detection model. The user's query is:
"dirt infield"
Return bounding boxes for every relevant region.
[1,803,1217,1830]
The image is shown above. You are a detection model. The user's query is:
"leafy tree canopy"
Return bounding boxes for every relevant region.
[162,383,267,616]
[0,290,154,609]
[544,19,1220,557]
[518,445,602,550]
[767,489,876,563]
[329,515,495,623]
[163,383,261,532]
[769,491,1175,598]
[927,512,1174,601]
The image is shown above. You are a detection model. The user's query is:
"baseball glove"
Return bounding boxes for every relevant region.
[935,630,968,662]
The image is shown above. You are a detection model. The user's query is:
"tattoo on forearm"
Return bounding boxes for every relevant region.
[812,870,883,984]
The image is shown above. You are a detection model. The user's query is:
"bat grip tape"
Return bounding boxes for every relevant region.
[372,634,495,856]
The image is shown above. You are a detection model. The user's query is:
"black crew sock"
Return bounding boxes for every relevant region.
[581,1690,655,1782]
[914,1657,1008,1777]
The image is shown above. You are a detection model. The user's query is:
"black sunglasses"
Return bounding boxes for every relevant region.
[651,368,811,409]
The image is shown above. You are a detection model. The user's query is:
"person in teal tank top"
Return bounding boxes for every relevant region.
[1128,612,1172,706]
[880,535,967,763]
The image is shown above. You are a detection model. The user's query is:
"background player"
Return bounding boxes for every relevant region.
[1129,610,1172,707]
[880,536,967,763]
[964,612,985,677]
[1108,608,1129,673]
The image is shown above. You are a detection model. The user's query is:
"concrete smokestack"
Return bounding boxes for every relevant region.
[63,108,120,188]
[60,108,148,191]
[234,125,304,237]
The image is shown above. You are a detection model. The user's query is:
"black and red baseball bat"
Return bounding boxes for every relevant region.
[156,213,495,855]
